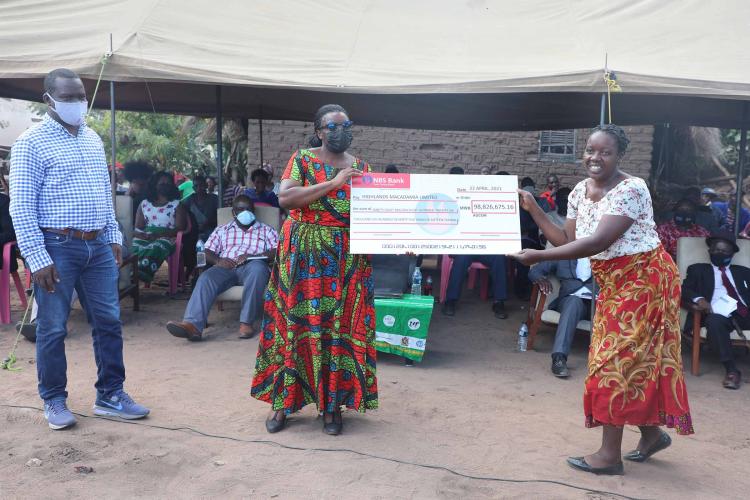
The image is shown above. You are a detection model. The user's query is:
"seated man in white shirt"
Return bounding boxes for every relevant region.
[528,257,593,377]
[682,230,750,390]
[166,195,279,341]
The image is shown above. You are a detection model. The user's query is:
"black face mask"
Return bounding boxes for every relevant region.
[673,212,695,227]
[157,184,175,197]
[709,252,733,268]
[326,128,353,154]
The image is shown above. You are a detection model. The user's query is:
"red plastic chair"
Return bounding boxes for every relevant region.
[141,218,191,295]
[1,241,28,324]
[166,217,191,295]
[438,255,489,304]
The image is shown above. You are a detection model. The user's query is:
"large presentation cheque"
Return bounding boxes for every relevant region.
[350,173,522,255]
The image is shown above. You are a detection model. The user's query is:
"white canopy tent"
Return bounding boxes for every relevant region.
[1,0,749,220]
[0,0,749,129]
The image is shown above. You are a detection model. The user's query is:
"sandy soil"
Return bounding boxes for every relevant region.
[1,273,749,500]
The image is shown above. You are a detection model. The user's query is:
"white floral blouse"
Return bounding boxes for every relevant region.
[567,177,661,260]
[140,199,179,231]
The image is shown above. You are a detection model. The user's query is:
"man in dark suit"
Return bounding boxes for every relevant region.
[528,258,593,377]
[682,230,750,390]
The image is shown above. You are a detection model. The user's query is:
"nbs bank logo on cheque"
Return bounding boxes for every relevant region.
[358,173,410,189]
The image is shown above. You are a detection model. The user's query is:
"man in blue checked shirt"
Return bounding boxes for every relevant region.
[9,68,149,430]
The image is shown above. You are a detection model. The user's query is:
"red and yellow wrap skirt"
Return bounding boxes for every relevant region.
[586,246,694,435]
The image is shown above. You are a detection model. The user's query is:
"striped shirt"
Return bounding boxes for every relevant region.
[205,219,279,261]
[9,114,121,272]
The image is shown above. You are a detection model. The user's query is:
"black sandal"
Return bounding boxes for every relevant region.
[623,430,671,462]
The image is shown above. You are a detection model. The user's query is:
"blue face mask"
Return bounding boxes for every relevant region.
[235,210,256,226]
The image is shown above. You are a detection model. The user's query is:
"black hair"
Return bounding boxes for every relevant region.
[449,166,465,175]
[682,186,701,201]
[250,168,269,182]
[123,160,154,182]
[192,175,206,184]
[44,68,80,95]
[674,198,699,212]
[547,174,560,181]
[207,176,217,183]
[590,124,630,154]
[232,194,254,210]
[145,171,180,203]
[520,177,535,188]
[384,164,399,174]
[555,187,572,216]
[495,170,510,176]
[308,104,348,147]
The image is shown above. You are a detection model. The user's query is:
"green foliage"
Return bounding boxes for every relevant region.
[721,129,749,168]
[86,110,214,175]
[29,102,248,178]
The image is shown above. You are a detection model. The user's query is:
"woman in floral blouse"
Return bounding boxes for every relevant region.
[514,124,693,476]
[132,172,187,283]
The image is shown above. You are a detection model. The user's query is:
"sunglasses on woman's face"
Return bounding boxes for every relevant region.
[321,120,354,132]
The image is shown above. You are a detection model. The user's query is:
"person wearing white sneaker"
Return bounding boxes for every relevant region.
[9,69,149,429]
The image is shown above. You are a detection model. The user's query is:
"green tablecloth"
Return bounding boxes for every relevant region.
[374,294,434,362]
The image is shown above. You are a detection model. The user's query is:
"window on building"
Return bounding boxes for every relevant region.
[539,130,576,162]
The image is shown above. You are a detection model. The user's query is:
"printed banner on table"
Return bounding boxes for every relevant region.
[374,295,434,362]
[350,173,521,254]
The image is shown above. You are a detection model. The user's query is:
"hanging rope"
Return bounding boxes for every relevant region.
[603,70,622,124]
[1,290,34,371]
[88,53,111,115]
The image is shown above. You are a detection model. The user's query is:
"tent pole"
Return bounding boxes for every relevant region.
[109,34,117,204]
[216,86,224,208]
[599,93,605,126]
[110,81,116,202]
[259,118,264,165]
[734,102,748,234]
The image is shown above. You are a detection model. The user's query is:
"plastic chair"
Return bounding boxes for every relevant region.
[1,241,28,324]
[438,255,489,304]
[525,276,592,351]
[165,217,191,295]
[676,237,750,375]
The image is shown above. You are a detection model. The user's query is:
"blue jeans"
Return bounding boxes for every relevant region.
[183,260,270,331]
[446,254,507,302]
[35,231,125,401]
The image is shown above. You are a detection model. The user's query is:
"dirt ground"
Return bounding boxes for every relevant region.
[1,273,750,500]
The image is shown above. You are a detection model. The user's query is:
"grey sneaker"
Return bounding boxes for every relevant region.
[43,398,77,430]
[93,390,150,420]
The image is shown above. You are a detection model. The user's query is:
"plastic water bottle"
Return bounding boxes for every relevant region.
[423,275,433,296]
[196,239,206,268]
[411,267,422,296]
[517,322,529,352]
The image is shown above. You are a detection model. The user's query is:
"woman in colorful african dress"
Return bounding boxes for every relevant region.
[132,171,187,283]
[251,104,377,436]
[513,124,693,476]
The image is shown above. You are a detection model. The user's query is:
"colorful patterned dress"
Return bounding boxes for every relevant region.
[131,198,179,283]
[251,149,378,414]
[568,177,694,435]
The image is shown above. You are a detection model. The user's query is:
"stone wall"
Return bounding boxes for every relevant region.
[246,121,654,189]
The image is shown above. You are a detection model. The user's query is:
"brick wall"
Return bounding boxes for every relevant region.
[246,121,654,189]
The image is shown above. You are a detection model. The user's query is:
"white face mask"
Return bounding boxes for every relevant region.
[235,210,256,226]
[46,94,88,127]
